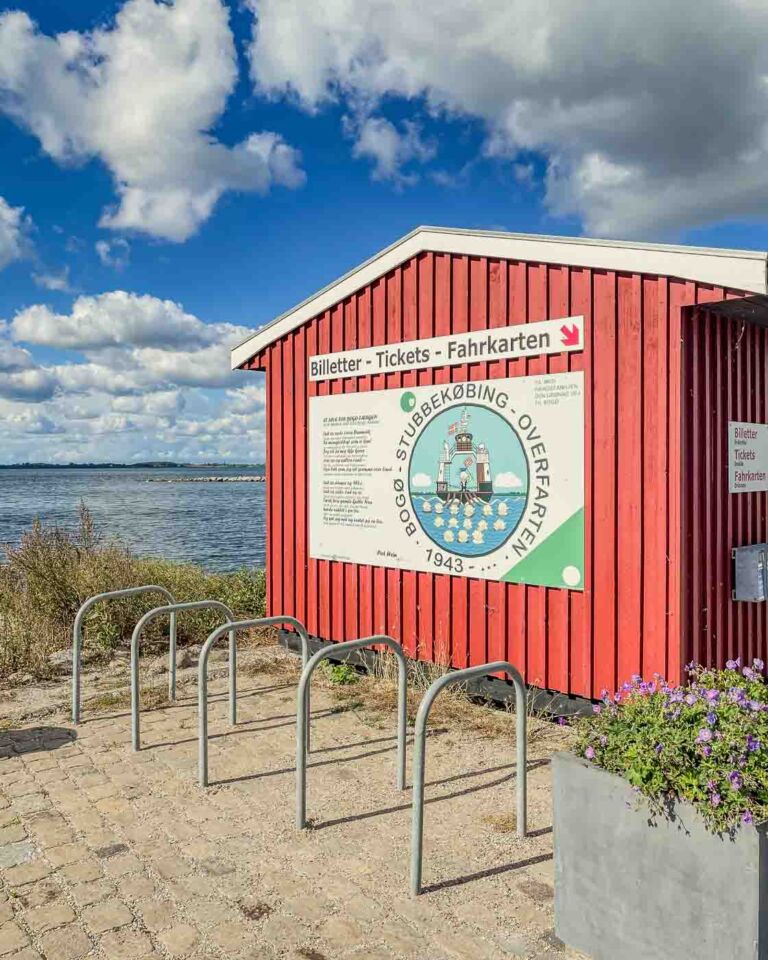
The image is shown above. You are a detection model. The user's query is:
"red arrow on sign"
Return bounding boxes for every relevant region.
[560,323,580,347]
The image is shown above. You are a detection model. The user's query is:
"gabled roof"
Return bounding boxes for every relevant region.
[231,225,768,369]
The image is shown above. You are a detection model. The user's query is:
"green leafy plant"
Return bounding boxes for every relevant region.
[321,660,360,685]
[573,660,768,832]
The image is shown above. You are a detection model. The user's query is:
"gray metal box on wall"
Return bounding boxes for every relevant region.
[733,544,768,602]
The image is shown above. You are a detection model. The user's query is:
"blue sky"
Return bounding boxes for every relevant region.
[2,0,768,463]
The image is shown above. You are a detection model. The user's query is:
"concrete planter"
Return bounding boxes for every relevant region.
[553,750,768,960]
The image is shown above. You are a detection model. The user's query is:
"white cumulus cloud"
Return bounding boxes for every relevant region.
[32,266,72,292]
[495,471,523,490]
[95,238,130,270]
[345,115,435,185]
[0,290,266,462]
[0,1,305,242]
[410,472,432,488]
[0,196,29,269]
[13,291,221,351]
[247,0,768,237]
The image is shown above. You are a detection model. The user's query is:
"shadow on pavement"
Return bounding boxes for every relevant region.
[0,726,77,756]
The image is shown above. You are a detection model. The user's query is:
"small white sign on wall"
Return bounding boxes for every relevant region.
[729,422,768,493]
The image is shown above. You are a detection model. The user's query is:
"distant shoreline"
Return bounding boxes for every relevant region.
[0,462,265,470]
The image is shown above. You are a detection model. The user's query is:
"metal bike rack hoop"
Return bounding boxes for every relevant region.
[130,600,235,752]
[410,660,527,896]
[198,615,311,787]
[296,635,407,829]
[71,585,176,724]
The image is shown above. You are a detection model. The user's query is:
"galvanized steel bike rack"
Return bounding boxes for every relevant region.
[130,600,235,751]
[410,660,527,896]
[71,585,176,724]
[198,615,311,787]
[296,635,407,829]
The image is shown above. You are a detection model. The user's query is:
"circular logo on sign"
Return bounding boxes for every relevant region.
[400,391,416,412]
[408,404,529,557]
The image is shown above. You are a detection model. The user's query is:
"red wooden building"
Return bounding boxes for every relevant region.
[232,227,768,701]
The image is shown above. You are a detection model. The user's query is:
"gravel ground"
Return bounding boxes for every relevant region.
[0,644,587,960]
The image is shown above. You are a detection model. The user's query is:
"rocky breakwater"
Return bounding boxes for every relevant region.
[147,475,266,483]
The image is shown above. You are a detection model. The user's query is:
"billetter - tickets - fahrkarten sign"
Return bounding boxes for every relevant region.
[309,372,585,590]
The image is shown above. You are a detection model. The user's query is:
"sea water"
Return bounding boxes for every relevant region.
[410,494,526,557]
[0,467,266,571]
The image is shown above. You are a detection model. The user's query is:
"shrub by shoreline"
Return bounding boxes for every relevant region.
[0,505,265,680]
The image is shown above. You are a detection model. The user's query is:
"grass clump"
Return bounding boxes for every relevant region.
[0,505,265,681]
[320,661,361,685]
[574,660,768,832]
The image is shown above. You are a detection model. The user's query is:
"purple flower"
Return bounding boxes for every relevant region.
[711,792,722,808]
[585,746,595,760]
[748,700,762,712]
[701,745,713,757]
[557,716,567,726]
[685,661,698,673]
[753,658,765,673]
[706,711,717,726]
[743,667,758,682]
[593,705,602,714]
[655,743,663,754]
[726,658,741,671]
[696,728,713,744]
[705,689,720,703]
[729,771,743,791]
[685,693,698,706]
[743,810,754,825]
[747,735,761,753]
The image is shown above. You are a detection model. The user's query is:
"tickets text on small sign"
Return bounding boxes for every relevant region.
[308,317,584,382]
[729,421,768,493]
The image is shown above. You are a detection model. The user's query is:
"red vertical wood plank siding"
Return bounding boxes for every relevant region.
[329,305,345,641]
[616,274,642,685]
[270,343,283,615]
[342,296,359,641]
[642,277,668,678]
[254,248,752,698]
[433,255,453,666]
[591,271,617,695]
[547,265,571,692]
[569,268,591,695]
[506,261,528,677]
[356,287,374,641]
[682,306,768,674]
[401,259,419,658]
[386,270,403,647]
[371,280,388,640]
[294,327,307,626]
[281,334,295,618]
[450,257,470,668]
[305,320,319,637]
[486,259,508,669]
[468,257,489,670]
[417,254,436,663]
[264,349,273,619]
[667,280,694,685]
[525,263,549,689]
[317,312,332,642]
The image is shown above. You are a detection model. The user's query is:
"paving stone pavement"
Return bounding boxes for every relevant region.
[0,648,587,960]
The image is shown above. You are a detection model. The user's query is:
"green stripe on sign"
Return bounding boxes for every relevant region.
[502,508,584,590]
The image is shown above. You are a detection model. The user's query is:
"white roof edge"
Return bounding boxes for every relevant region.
[231,226,768,369]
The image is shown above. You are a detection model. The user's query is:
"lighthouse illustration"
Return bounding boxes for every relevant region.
[435,409,493,503]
